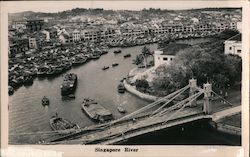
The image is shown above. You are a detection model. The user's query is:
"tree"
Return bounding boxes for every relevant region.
[140,46,153,68]
[132,55,143,65]
[135,79,149,92]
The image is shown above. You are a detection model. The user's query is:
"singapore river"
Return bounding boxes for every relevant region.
[9,39,240,145]
[9,44,158,135]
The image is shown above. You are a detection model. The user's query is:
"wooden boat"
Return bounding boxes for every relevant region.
[102,66,109,70]
[117,105,126,113]
[123,54,131,58]
[42,96,49,105]
[8,86,14,95]
[81,98,113,122]
[117,83,126,93]
[61,73,77,96]
[49,114,80,131]
[113,50,122,54]
[112,63,119,67]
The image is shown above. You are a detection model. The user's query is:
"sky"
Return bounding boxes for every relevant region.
[2,1,244,13]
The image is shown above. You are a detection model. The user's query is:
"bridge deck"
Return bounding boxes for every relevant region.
[48,107,206,144]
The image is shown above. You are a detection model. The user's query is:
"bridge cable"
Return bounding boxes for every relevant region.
[107,85,190,125]
[161,91,204,125]
[154,90,204,118]
[211,90,233,106]
[151,85,190,116]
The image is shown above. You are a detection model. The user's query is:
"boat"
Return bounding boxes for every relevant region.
[49,114,80,131]
[91,53,101,59]
[81,98,113,122]
[102,66,109,70]
[123,54,131,58]
[72,57,87,65]
[113,50,122,54]
[117,105,126,113]
[8,86,14,95]
[118,82,126,93]
[23,75,33,85]
[61,73,77,96]
[37,67,49,76]
[112,63,119,67]
[42,96,50,105]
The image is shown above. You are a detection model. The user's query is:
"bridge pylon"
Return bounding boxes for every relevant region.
[203,83,212,114]
[189,78,197,107]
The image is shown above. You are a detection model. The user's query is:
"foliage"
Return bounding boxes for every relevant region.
[151,37,242,96]
[218,29,240,40]
[132,55,143,65]
[135,79,149,92]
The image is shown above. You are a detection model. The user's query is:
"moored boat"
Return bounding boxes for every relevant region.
[117,105,126,113]
[8,86,14,95]
[117,82,126,93]
[49,114,80,131]
[81,98,113,122]
[61,73,77,96]
[113,50,122,54]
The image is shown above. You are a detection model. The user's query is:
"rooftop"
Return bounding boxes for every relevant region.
[161,43,191,55]
[226,33,241,42]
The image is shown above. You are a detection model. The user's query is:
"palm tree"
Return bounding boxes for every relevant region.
[132,55,143,65]
[141,46,153,68]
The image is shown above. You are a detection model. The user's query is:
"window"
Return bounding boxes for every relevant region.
[163,57,168,61]
[237,49,241,53]
[229,47,232,50]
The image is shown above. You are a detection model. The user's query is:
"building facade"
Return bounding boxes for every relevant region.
[154,50,175,68]
[224,34,242,57]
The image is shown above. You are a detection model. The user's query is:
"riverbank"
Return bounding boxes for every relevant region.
[125,67,161,102]
[212,111,241,136]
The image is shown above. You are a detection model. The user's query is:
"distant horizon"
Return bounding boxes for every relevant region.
[3,1,243,14]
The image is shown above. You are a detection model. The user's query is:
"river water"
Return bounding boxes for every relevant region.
[9,38,240,145]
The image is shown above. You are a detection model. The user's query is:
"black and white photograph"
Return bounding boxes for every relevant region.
[1,1,249,156]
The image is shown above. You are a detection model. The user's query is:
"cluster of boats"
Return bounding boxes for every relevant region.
[48,97,127,132]
[102,63,119,70]
[8,43,109,95]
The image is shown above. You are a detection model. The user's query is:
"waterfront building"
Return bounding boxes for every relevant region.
[72,29,81,42]
[224,33,242,57]
[154,50,175,68]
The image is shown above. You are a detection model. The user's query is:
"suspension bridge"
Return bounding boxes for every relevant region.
[10,79,241,144]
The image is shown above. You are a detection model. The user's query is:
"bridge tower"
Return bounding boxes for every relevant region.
[189,78,197,107]
[203,83,212,114]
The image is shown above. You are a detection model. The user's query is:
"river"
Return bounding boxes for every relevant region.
[9,38,240,145]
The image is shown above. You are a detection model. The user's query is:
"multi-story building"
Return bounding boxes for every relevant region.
[28,37,37,49]
[72,29,81,42]
[224,33,242,57]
